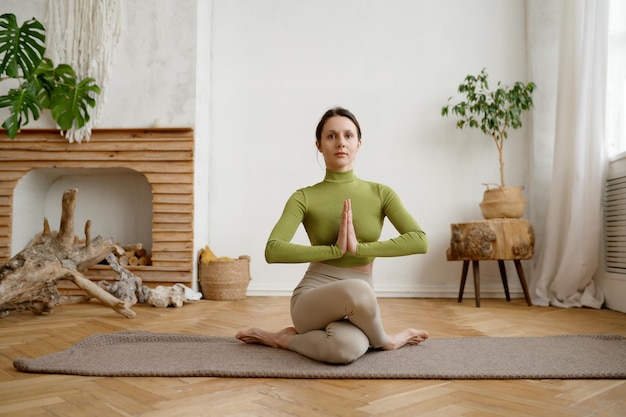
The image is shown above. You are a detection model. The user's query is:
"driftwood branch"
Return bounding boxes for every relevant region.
[98,253,151,306]
[63,270,136,318]
[0,188,139,318]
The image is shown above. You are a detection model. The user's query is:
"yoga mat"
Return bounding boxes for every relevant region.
[13,331,626,379]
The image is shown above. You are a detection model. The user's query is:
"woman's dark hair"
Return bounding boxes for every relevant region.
[315,107,362,143]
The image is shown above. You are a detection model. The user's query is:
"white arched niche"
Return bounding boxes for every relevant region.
[12,168,153,256]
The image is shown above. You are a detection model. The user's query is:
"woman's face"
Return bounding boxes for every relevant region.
[316,116,361,172]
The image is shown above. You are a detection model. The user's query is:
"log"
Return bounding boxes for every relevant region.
[121,243,142,252]
[113,245,151,267]
[0,189,138,318]
[446,219,535,261]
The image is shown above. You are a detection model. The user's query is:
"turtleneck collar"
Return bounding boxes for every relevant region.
[324,169,356,183]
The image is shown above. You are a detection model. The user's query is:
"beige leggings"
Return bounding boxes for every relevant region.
[288,262,390,364]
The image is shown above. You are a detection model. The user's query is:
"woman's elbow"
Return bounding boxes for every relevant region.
[264,241,279,263]
[415,231,428,254]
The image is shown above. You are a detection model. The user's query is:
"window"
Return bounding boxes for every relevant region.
[607,0,626,158]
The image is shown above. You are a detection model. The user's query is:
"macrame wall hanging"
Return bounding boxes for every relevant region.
[46,0,122,143]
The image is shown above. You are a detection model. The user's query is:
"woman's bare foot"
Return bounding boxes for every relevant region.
[380,328,429,351]
[235,326,298,350]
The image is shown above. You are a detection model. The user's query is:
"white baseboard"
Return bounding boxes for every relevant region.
[246,284,527,299]
[597,273,626,313]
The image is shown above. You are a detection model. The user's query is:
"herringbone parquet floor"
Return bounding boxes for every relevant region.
[1,297,625,416]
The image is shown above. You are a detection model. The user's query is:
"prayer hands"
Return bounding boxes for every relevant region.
[336,199,358,255]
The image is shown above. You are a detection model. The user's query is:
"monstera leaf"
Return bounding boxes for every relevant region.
[0,13,46,79]
[48,65,100,131]
[0,80,42,138]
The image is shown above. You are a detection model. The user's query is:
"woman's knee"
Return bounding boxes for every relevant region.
[325,322,370,364]
[341,280,378,315]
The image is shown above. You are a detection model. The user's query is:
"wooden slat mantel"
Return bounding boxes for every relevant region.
[0,128,194,288]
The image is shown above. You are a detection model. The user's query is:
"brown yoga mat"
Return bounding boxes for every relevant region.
[13,331,626,379]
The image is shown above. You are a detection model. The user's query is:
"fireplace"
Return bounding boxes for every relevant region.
[0,128,194,290]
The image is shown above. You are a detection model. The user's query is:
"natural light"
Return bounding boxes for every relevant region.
[607,0,626,158]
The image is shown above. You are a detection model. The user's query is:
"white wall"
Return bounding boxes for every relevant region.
[3,0,533,298]
[209,0,530,296]
[2,0,197,127]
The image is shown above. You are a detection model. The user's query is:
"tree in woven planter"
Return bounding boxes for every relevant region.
[0,13,100,139]
[441,68,536,219]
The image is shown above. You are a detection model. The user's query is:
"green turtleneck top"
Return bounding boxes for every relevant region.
[265,170,428,267]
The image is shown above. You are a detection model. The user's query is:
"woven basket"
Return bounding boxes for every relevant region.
[199,255,251,300]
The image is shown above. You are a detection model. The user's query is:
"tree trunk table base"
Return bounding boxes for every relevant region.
[447,219,534,307]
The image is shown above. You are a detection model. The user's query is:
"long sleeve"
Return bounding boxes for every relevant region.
[355,186,428,257]
[264,170,427,267]
[265,190,344,264]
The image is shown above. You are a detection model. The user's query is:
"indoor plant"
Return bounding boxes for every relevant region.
[441,68,536,219]
[0,13,100,139]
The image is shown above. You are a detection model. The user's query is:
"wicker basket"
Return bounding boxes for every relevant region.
[198,255,251,300]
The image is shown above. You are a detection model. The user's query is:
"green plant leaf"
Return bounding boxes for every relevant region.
[0,13,45,79]
[33,57,56,107]
[49,65,100,130]
[0,80,42,138]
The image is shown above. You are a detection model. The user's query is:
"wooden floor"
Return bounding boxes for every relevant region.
[1,297,625,416]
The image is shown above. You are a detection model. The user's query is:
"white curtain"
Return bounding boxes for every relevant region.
[530,0,609,308]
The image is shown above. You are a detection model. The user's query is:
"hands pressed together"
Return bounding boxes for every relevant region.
[336,199,358,255]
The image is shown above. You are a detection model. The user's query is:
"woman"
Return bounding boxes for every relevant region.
[236,107,429,364]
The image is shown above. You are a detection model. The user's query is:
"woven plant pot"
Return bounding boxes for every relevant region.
[479,186,526,219]
[199,255,251,301]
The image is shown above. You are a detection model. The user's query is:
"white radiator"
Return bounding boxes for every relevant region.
[599,155,626,312]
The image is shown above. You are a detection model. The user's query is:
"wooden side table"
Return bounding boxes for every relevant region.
[446,219,534,307]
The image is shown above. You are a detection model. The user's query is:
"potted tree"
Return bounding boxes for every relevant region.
[441,68,536,219]
[0,13,100,139]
